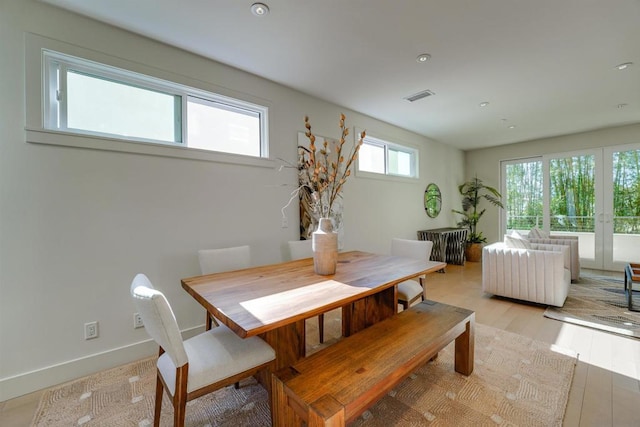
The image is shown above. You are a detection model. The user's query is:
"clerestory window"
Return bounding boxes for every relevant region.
[42,50,268,158]
[357,133,418,178]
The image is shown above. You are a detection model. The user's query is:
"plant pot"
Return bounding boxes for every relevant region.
[464,243,484,262]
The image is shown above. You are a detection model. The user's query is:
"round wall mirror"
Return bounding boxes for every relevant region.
[424,183,442,218]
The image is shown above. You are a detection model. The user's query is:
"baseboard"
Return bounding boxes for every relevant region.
[0,325,204,402]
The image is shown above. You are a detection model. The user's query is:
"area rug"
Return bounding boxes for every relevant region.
[31,323,576,427]
[544,274,640,338]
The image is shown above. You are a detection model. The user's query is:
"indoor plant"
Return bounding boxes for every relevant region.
[452,176,504,262]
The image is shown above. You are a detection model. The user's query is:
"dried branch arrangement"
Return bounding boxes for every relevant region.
[298,113,365,217]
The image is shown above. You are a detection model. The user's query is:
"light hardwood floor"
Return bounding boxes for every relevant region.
[425,262,640,427]
[1,262,639,426]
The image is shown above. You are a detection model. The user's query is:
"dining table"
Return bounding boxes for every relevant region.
[181,250,446,394]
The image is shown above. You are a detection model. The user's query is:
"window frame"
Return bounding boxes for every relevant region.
[186,94,264,157]
[356,131,419,180]
[45,54,185,145]
[26,33,273,168]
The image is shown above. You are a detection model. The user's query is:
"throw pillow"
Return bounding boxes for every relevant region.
[528,227,549,239]
[504,230,532,249]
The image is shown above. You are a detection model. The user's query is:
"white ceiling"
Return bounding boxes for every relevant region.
[42,0,640,150]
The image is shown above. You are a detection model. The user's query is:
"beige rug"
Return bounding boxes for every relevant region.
[544,274,640,338]
[32,321,576,427]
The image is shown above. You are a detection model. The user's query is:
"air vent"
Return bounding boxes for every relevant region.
[404,89,435,102]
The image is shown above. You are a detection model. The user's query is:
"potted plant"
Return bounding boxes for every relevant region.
[452,176,504,262]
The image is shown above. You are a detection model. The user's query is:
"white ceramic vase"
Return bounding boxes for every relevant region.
[312,217,338,275]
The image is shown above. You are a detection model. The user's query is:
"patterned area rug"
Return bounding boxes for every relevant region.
[31,323,576,427]
[544,274,640,338]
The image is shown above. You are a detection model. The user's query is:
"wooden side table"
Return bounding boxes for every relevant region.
[624,263,639,312]
[417,228,468,265]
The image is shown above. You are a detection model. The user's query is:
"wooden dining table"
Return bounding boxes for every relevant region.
[181,250,446,391]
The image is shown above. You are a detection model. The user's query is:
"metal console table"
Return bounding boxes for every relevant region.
[417,227,468,265]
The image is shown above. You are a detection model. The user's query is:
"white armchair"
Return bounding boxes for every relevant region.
[482,242,571,307]
[527,235,580,281]
[526,227,579,281]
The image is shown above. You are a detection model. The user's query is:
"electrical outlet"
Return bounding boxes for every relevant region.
[84,321,99,340]
[281,216,288,228]
[133,313,144,329]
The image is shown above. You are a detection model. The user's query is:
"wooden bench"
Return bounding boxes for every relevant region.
[271,300,475,426]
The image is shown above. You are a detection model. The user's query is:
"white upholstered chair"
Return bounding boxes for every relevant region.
[130,274,275,427]
[198,245,251,330]
[287,240,326,343]
[288,239,314,260]
[390,238,434,310]
[526,228,580,281]
[198,245,251,275]
[482,241,571,307]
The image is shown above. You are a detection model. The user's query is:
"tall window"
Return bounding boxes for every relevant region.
[549,155,595,232]
[612,149,640,235]
[357,133,418,178]
[43,50,268,157]
[502,158,543,232]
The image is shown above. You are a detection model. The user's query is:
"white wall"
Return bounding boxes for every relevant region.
[465,123,640,244]
[0,0,464,400]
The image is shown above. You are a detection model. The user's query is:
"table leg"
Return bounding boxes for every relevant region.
[342,286,396,337]
[454,318,474,376]
[627,265,632,310]
[258,320,305,393]
[627,264,639,312]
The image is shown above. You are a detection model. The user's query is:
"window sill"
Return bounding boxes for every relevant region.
[26,128,275,168]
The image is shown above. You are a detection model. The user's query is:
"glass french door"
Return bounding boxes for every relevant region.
[544,150,600,269]
[603,144,640,270]
[503,143,640,272]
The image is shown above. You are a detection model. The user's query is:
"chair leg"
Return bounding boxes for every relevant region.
[205,312,219,330]
[154,373,163,427]
[318,313,325,343]
[173,365,189,427]
[405,295,424,310]
[174,398,187,427]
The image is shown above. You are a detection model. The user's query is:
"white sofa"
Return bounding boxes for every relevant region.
[482,242,572,307]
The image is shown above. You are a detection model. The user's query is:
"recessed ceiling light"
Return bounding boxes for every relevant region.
[416,53,431,63]
[508,125,516,129]
[479,102,489,107]
[250,2,269,16]
[615,62,633,70]
[617,103,628,109]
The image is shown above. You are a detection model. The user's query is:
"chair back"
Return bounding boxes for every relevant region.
[198,245,250,275]
[288,240,313,260]
[130,274,188,368]
[391,238,433,262]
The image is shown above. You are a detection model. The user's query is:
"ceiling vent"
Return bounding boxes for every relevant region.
[404,89,435,102]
